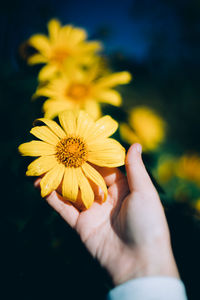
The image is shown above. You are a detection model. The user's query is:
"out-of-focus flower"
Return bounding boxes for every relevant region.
[34,63,131,120]
[18,110,125,209]
[195,198,200,212]
[27,19,102,81]
[176,154,200,186]
[156,156,176,184]
[120,106,165,151]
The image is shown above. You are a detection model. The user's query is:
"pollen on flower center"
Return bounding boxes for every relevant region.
[51,48,69,64]
[56,137,88,167]
[67,83,89,100]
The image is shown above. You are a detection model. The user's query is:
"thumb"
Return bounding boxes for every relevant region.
[125,143,155,193]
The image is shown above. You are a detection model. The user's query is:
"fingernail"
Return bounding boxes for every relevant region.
[135,143,142,154]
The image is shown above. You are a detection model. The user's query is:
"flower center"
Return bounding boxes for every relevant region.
[56,137,88,167]
[67,83,89,100]
[51,48,69,65]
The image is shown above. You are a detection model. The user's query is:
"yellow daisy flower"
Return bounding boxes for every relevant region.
[120,106,165,151]
[195,198,200,212]
[18,110,125,209]
[156,156,176,184]
[175,154,200,186]
[27,19,102,81]
[34,64,131,120]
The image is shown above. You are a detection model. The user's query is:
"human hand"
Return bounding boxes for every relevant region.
[35,143,179,286]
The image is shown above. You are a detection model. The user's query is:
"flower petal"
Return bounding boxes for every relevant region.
[34,118,66,139]
[79,41,102,53]
[28,34,51,56]
[28,54,48,65]
[87,115,118,142]
[43,100,73,120]
[96,71,131,88]
[96,89,122,106]
[30,126,60,145]
[84,100,102,120]
[76,110,95,140]
[62,167,78,202]
[119,123,140,145]
[58,110,77,135]
[82,163,107,201]
[48,19,61,42]
[76,168,94,209]
[88,138,125,167]
[38,64,59,81]
[40,163,65,197]
[64,27,87,44]
[26,155,58,176]
[18,141,56,156]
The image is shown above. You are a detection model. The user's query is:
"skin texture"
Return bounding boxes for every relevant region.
[35,143,179,286]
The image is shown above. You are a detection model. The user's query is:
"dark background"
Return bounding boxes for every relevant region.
[1,0,200,299]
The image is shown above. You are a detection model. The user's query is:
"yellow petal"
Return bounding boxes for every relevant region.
[18,141,56,156]
[27,54,48,65]
[40,163,65,197]
[119,123,140,145]
[87,115,118,142]
[34,118,66,139]
[84,101,102,120]
[64,27,87,44]
[26,155,58,176]
[80,41,102,53]
[48,19,61,42]
[96,71,131,88]
[28,34,51,56]
[96,89,122,106]
[30,126,60,145]
[76,110,95,140]
[38,64,58,81]
[82,163,107,201]
[62,167,78,202]
[43,100,73,119]
[58,110,77,135]
[76,168,94,209]
[88,138,125,167]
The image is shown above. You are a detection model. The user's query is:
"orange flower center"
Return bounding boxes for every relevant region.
[51,48,69,65]
[56,137,88,167]
[67,83,89,100]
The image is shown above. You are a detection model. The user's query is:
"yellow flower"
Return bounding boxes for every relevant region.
[34,64,131,120]
[156,156,176,184]
[18,110,125,209]
[120,106,165,151]
[195,198,200,212]
[27,19,102,81]
[175,154,200,186]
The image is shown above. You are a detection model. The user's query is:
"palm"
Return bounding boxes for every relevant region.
[45,167,133,280]
[42,145,179,285]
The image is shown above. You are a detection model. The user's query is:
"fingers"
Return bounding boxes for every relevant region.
[125,143,155,193]
[34,178,79,227]
[45,191,79,228]
[94,165,125,187]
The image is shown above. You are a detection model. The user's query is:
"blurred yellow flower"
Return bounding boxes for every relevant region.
[195,198,200,212]
[156,156,176,184]
[27,19,102,81]
[34,64,131,120]
[120,106,165,151]
[176,154,200,186]
[18,110,125,209]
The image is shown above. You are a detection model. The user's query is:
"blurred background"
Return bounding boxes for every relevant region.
[1,0,200,299]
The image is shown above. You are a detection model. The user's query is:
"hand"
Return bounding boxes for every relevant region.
[36,143,179,286]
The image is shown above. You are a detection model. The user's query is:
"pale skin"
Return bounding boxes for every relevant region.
[35,143,179,286]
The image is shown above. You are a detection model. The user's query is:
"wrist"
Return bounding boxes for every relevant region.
[111,245,179,286]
